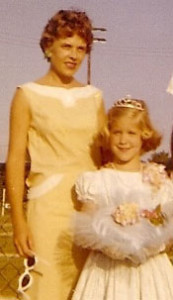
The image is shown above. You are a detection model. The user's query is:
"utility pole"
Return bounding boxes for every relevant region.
[87,27,107,84]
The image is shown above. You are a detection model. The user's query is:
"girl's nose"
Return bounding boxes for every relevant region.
[119,133,128,144]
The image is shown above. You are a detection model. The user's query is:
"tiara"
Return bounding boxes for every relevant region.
[114,95,144,111]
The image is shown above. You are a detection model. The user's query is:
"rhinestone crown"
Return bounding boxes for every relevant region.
[114,95,144,111]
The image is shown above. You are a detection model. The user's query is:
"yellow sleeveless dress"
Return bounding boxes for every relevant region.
[19,82,106,300]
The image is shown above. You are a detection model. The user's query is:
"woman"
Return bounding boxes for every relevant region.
[6,10,106,300]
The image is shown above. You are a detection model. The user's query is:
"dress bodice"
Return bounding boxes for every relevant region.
[76,168,173,209]
[18,82,106,187]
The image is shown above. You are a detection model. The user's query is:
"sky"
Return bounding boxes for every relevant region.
[0,0,173,161]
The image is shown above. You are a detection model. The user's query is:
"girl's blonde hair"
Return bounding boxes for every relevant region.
[105,98,162,154]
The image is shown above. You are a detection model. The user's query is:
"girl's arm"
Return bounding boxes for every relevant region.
[6,88,34,257]
[81,201,98,214]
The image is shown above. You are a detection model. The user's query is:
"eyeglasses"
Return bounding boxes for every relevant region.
[17,256,38,298]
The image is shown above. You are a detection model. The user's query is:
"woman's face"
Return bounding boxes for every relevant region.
[109,116,142,168]
[49,34,87,80]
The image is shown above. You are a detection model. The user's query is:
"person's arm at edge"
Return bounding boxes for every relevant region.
[5,88,34,257]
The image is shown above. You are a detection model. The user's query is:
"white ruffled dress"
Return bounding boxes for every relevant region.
[72,168,173,300]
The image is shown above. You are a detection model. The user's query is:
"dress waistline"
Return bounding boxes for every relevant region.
[27,173,64,200]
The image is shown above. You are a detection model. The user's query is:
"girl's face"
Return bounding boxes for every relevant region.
[49,34,87,81]
[109,116,142,170]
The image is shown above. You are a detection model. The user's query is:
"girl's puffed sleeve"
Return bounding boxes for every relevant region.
[75,171,98,204]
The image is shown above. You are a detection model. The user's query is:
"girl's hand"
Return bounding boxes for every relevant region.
[165,240,173,259]
[81,201,98,214]
[13,219,35,257]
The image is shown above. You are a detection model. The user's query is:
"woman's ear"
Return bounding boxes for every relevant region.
[44,49,52,60]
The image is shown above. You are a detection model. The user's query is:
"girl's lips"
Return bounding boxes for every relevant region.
[118,147,130,151]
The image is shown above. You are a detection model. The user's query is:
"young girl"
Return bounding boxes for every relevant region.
[72,96,173,300]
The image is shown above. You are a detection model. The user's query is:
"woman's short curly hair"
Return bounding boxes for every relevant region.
[40,10,93,56]
[106,99,162,154]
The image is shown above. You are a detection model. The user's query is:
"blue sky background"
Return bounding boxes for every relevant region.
[0,0,173,161]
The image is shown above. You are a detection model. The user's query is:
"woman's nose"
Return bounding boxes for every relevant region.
[69,48,77,59]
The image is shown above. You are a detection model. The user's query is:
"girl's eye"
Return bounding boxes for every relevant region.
[128,131,136,135]
[112,130,121,135]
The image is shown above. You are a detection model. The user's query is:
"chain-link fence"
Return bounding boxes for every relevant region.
[0,163,30,300]
[0,203,24,300]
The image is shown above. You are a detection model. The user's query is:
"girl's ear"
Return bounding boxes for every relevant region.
[141,130,153,154]
[141,129,152,140]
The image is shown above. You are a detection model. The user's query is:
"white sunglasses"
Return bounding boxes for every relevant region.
[17,256,38,299]
[17,254,50,299]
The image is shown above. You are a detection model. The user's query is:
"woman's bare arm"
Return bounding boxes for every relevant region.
[6,88,34,257]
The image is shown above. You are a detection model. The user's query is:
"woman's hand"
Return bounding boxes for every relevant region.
[13,218,35,257]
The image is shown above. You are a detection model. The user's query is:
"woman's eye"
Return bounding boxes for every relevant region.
[78,46,86,52]
[62,44,71,49]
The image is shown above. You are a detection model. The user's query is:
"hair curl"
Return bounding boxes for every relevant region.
[105,99,162,155]
[40,10,93,57]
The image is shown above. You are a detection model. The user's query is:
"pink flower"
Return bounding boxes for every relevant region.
[142,163,167,191]
[112,202,139,226]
